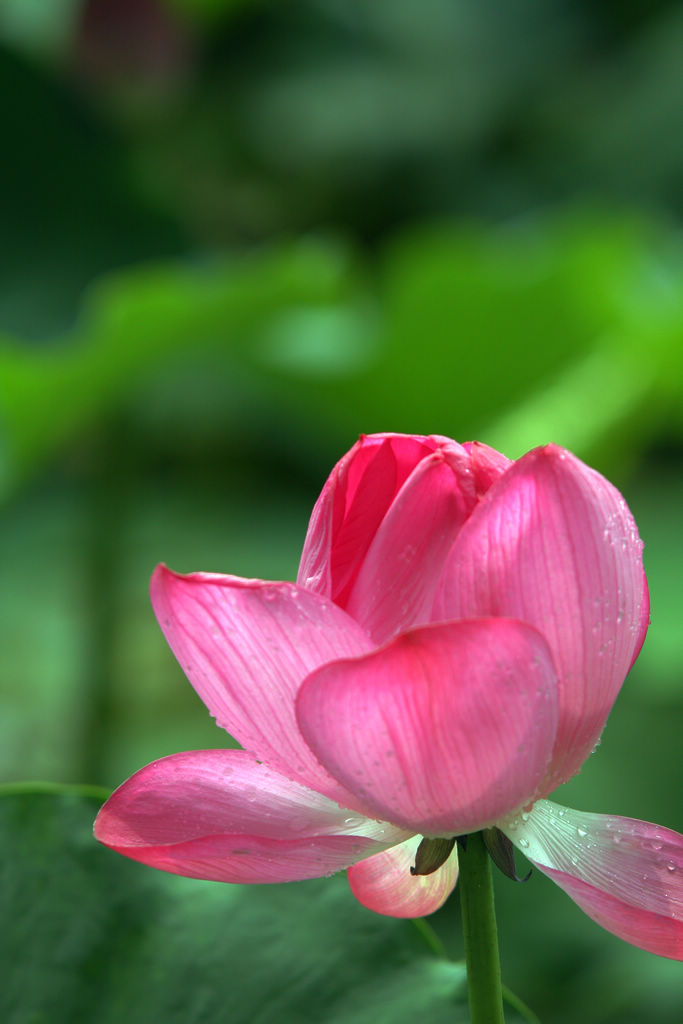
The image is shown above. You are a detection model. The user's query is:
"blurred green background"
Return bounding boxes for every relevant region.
[0,2,681,1022]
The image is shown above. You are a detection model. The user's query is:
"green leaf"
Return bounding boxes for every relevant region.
[243,211,683,468]
[0,0,80,58]
[0,788,473,1024]
[0,238,355,499]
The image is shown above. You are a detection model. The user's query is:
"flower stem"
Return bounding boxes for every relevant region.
[458,830,505,1024]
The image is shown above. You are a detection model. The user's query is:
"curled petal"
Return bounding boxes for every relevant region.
[297,619,558,836]
[630,568,650,670]
[347,835,459,918]
[435,445,648,790]
[344,450,477,643]
[298,436,410,602]
[298,434,477,633]
[500,800,683,960]
[150,566,373,808]
[94,750,410,884]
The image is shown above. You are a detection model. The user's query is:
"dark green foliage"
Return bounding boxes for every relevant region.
[0,788,471,1024]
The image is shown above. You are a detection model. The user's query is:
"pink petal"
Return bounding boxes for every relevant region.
[150,566,373,807]
[347,835,459,918]
[500,800,683,960]
[95,749,410,884]
[297,619,558,836]
[462,440,512,496]
[297,434,479,636]
[434,445,647,790]
[298,434,438,603]
[344,449,477,643]
[630,567,650,670]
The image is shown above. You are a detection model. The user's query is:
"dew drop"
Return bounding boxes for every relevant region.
[518,838,529,849]
[665,862,676,873]
[577,827,588,838]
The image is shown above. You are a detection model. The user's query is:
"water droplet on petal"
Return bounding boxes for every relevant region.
[577,827,588,838]
[518,838,529,849]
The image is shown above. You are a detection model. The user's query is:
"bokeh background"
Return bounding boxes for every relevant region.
[1,2,681,1022]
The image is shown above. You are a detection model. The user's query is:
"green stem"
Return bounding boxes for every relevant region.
[458,831,505,1024]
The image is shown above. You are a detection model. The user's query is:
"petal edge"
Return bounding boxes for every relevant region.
[348,835,459,918]
[501,800,683,960]
[95,749,409,884]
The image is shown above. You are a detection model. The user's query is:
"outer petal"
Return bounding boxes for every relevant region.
[434,445,647,790]
[500,800,683,960]
[347,835,459,918]
[94,749,411,884]
[297,619,558,836]
[630,567,650,670]
[150,566,373,808]
[344,450,477,643]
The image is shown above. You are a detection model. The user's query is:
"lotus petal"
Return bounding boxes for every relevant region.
[150,566,374,808]
[501,800,683,960]
[347,834,459,918]
[297,619,558,835]
[435,445,647,789]
[95,749,410,883]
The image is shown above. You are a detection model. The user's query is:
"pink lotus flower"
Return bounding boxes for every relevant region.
[95,434,682,959]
